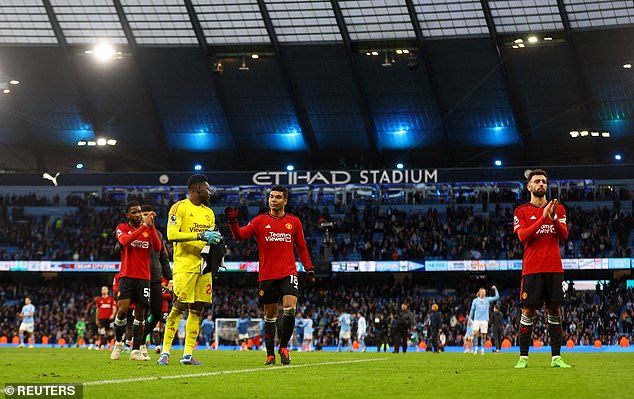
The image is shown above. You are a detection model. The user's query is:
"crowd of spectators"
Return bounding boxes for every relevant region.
[1,278,632,349]
[1,191,633,262]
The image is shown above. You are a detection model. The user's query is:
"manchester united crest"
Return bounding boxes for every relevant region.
[259,290,264,297]
[142,232,149,238]
[285,223,292,230]
[521,292,528,300]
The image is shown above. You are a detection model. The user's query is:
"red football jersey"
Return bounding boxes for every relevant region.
[229,212,313,282]
[96,296,116,319]
[513,202,568,276]
[115,223,161,280]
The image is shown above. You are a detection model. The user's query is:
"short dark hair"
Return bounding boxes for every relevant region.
[125,201,141,213]
[527,169,547,183]
[141,204,154,212]
[270,185,288,199]
[187,174,208,189]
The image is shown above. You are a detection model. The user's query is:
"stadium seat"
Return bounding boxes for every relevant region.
[11,336,19,344]
[619,336,629,347]
[566,339,575,348]
[533,340,542,349]
[41,336,49,345]
[501,338,511,349]
[352,340,360,350]
[484,340,492,349]
[418,341,426,350]
[0,336,7,344]
[594,340,602,348]
[57,338,66,347]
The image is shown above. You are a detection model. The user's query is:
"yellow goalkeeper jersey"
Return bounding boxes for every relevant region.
[167,198,216,273]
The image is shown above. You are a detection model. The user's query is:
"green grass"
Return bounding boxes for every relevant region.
[0,348,631,399]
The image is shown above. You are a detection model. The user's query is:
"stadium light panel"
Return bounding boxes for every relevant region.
[527,36,538,43]
[544,37,553,41]
[623,64,632,69]
[396,163,404,169]
[251,54,259,59]
[514,39,523,44]
[494,160,502,166]
[2,89,9,94]
[87,141,97,146]
[77,140,87,146]
[569,131,579,138]
[286,164,295,171]
[601,132,610,138]
[97,138,107,146]
[194,164,202,171]
[106,139,117,146]
[615,154,622,161]
[580,130,589,136]
[9,80,20,85]
[590,131,599,137]
[76,163,84,169]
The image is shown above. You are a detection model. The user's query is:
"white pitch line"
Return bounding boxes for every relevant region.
[82,358,388,387]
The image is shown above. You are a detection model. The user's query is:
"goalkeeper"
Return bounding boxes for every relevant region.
[225,185,315,366]
[157,174,222,366]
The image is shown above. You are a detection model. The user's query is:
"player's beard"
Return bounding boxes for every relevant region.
[533,190,546,198]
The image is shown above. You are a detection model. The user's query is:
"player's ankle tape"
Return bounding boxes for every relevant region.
[547,315,561,325]
[114,317,127,326]
[264,316,277,323]
[520,314,534,326]
[283,307,296,317]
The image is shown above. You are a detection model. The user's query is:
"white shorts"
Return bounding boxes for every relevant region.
[357,333,366,340]
[19,322,34,333]
[472,320,488,334]
[238,333,249,340]
[303,333,313,341]
[339,331,351,340]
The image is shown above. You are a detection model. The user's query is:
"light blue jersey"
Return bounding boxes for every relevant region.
[237,317,250,335]
[21,304,35,324]
[304,318,313,336]
[357,316,367,337]
[469,288,499,321]
[338,313,352,333]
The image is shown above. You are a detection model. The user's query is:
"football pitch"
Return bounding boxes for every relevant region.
[0,348,631,399]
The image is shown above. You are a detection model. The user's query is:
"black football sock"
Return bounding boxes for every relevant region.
[519,314,534,357]
[114,316,127,342]
[132,319,143,350]
[280,307,296,349]
[547,314,563,357]
[264,317,277,357]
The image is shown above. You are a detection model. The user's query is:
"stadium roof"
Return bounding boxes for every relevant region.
[0,0,633,173]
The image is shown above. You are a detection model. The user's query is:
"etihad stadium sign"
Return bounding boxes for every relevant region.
[251,169,438,186]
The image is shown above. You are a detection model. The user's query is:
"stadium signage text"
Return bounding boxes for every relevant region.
[251,169,438,186]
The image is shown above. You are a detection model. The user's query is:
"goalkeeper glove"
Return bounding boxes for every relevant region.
[197,230,222,244]
[224,206,239,224]
[305,270,316,286]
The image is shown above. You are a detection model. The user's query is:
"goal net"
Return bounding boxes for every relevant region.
[214,318,263,347]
